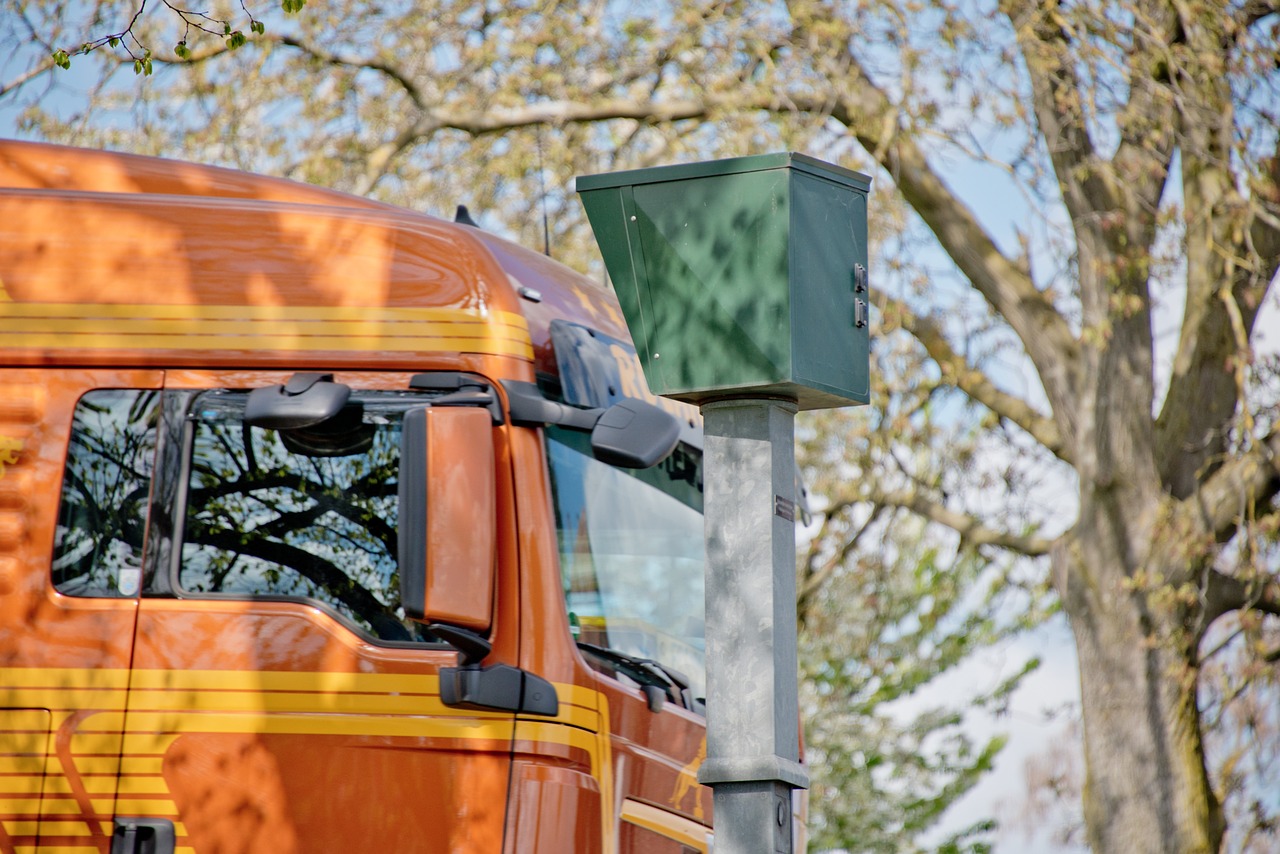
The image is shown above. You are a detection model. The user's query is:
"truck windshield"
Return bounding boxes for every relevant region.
[545,426,706,704]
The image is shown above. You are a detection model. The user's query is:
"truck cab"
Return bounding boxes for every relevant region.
[0,141,710,853]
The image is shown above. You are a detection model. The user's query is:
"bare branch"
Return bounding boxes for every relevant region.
[274,35,426,111]
[1204,568,1280,626]
[0,55,59,99]
[795,83,1085,451]
[999,0,1108,223]
[353,94,718,194]
[870,486,1054,556]
[798,504,883,620]
[1110,6,1179,222]
[881,294,1071,464]
[1189,428,1280,542]
[1236,1,1280,29]
[1248,139,1280,288]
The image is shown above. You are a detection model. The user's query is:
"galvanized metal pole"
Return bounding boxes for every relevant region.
[698,398,808,853]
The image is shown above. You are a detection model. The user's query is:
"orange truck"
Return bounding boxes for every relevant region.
[0,140,715,853]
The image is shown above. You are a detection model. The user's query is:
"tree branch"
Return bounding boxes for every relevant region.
[999,0,1109,223]
[880,294,1071,464]
[273,35,426,111]
[1236,1,1280,29]
[0,55,59,99]
[1201,429,1280,538]
[1247,136,1280,294]
[1204,568,1280,626]
[798,85,1085,452]
[798,503,883,621]
[869,486,1054,556]
[1109,4,1179,224]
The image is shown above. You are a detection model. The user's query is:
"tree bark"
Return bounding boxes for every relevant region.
[1058,502,1226,854]
[1066,579,1225,853]
[1051,379,1245,854]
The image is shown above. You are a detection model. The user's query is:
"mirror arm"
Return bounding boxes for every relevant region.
[502,380,602,431]
[429,622,559,717]
[427,622,492,667]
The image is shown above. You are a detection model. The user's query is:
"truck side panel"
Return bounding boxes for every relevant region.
[0,370,161,853]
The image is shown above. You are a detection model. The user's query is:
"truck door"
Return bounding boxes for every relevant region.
[119,371,516,853]
[0,372,162,854]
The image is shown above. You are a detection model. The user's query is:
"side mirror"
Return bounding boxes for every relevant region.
[503,380,681,469]
[245,373,350,429]
[398,407,496,632]
[590,399,680,468]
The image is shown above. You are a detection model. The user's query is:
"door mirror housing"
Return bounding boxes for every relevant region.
[398,407,496,632]
[589,398,680,469]
[503,380,681,469]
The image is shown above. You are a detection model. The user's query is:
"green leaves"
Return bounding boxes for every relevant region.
[281,0,306,14]
[46,2,273,73]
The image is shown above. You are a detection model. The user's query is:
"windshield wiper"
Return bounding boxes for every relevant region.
[575,641,703,715]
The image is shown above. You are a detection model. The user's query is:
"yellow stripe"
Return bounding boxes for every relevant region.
[0,778,44,796]
[128,669,439,693]
[121,712,513,741]
[1,797,80,815]
[0,304,533,358]
[0,669,129,690]
[0,318,517,337]
[0,332,533,358]
[51,758,117,776]
[0,689,128,712]
[3,819,95,836]
[621,798,710,851]
[0,303,529,326]
[109,798,181,816]
[0,759,47,774]
[117,757,163,775]
[0,734,48,755]
[0,667,625,847]
[517,701,616,854]
[125,689,455,716]
[114,776,173,796]
[3,775,125,799]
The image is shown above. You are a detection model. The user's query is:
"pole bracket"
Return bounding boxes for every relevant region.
[698,755,810,789]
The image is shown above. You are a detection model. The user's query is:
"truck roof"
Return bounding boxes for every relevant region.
[0,140,631,377]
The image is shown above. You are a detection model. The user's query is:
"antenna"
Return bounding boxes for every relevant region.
[536,125,550,257]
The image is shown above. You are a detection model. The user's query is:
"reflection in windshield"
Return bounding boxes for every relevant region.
[546,429,706,702]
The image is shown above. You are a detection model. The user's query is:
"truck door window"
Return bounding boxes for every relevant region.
[545,426,707,705]
[175,389,431,643]
[54,390,161,597]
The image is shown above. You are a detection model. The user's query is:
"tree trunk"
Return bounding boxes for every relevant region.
[1060,539,1225,854]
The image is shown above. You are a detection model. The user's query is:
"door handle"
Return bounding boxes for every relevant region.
[110,818,175,854]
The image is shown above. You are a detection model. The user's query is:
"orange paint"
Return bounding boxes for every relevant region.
[0,141,713,853]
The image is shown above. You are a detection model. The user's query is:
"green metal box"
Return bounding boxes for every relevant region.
[576,152,871,410]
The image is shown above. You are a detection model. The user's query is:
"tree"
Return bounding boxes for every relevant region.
[5,1,1280,851]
